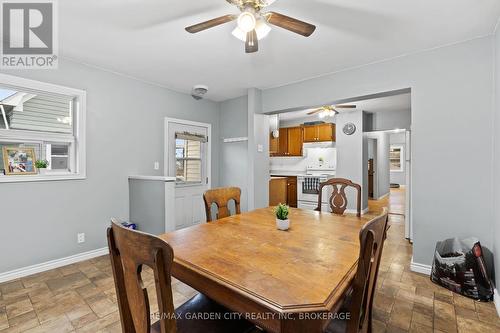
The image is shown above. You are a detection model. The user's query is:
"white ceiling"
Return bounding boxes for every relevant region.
[60,0,500,101]
[279,92,411,121]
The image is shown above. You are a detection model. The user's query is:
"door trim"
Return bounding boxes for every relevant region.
[164,117,212,189]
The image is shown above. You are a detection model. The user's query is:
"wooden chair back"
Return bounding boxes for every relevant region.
[203,187,241,222]
[347,208,389,333]
[107,220,177,333]
[316,178,362,217]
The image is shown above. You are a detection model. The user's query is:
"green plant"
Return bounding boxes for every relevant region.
[274,203,289,220]
[35,159,49,169]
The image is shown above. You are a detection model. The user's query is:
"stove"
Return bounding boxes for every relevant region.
[297,167,336,211]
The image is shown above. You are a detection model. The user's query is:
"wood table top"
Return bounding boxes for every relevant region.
[160,207,370,313]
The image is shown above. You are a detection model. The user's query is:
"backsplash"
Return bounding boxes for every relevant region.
[270,147,337,171]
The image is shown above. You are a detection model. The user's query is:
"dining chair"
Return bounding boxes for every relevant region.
[107,220,255,333]
[324,208,389,333]
[203,187,241,222]
[316,178,362,217]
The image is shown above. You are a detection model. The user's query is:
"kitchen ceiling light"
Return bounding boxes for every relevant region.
[232,19,271,41]
[237,12,256,33]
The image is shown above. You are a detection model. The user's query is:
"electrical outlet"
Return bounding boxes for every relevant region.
[154,161,160,170]
[77,233,85,244]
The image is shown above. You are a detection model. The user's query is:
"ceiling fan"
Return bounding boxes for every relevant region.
[307,105,357,118]
[185,0,316,53]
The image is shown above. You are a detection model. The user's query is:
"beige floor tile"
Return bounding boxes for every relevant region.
[0,307,8,331]
[45,272,90,294]
[410,321,433,333]
[5,310,39,332]
[75,311,119,333]
[5,298,33,319]
[86,294,117,319]
[70,312,98,329]
[456,315,499,333]
[24,315,73,333]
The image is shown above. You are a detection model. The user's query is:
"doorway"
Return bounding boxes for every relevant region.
[164,118,211,230]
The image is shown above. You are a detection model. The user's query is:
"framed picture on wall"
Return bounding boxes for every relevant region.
[2,147,37,175]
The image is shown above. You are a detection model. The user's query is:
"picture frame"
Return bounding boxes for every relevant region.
[2,147,38,175]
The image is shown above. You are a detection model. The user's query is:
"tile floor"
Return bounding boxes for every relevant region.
[0,189,498,332]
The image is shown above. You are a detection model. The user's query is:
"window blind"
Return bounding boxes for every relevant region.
[175,131,207,143]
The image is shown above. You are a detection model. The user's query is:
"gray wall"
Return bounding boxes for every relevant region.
[366,132,390,199]
[390,132,407,185]
[260,36,494,266]
[219,96,249,212]
[336,111,368,211]
[0,59,221,273]
[369,109,411,132]
[247,88,269,210]
[494,28,500,291]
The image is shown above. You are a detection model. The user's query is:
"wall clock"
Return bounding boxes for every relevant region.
[343,122,356,135]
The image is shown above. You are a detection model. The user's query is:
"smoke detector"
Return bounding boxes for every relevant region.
[191,85,208,100]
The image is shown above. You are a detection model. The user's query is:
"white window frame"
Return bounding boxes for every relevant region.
[389,144,404,173]
[164,118,211,189]
[0,73,86,183]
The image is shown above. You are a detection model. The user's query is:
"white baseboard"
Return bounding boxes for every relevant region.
[494,289,500,318]
[410,257,432,275]
[0,247,109,284]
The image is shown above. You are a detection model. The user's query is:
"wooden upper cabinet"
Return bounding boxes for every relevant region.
[278,128,288,155]
[287,127,303,156]
[303,126,318,142]
[270,127,303,157]
[303,123,336,142]
[318,123,336,141]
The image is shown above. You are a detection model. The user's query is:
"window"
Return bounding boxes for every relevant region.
[390,145,404,172]
[0,74,86,182]
[175,132,206,184]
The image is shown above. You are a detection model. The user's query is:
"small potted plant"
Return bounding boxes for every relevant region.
[274,203,290,231]
[35,159,49,174]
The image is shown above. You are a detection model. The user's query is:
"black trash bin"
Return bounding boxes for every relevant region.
[430,237,494,301]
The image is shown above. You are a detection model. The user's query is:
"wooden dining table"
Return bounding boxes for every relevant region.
[159,207,371,333]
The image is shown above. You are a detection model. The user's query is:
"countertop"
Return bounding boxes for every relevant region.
[269,170,307,177]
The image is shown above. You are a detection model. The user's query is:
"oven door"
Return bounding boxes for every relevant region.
[298,176,332,204]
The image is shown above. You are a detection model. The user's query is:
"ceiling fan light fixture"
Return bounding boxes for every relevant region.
[237,11,256,33]
[232,19,271,42]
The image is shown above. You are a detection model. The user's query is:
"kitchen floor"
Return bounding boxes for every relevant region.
[0,189,498,333]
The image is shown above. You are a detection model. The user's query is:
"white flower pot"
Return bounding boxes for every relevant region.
[38,168,47,175]
[276,219,290,231]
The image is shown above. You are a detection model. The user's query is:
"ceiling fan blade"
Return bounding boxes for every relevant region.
[245,30,258,53]
[307,109,323,115]
[335,104,356,108]
[265,12,316,37]
[185,14,236,33]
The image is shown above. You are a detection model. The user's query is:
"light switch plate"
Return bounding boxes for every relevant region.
[154,161,160,170]
[257,144,263,152]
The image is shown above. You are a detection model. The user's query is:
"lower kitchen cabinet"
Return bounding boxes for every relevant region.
[270,175,297,208]
[269,177,287,206]
[287,176,297,208]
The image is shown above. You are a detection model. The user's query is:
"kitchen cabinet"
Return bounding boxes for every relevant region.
[287,176,297,208]
[269,175,297,208]
[303,123,336,142]
[269,177,287,206]
[272,127,303,157]
[287,127,302,156]
[269,133,279,155]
